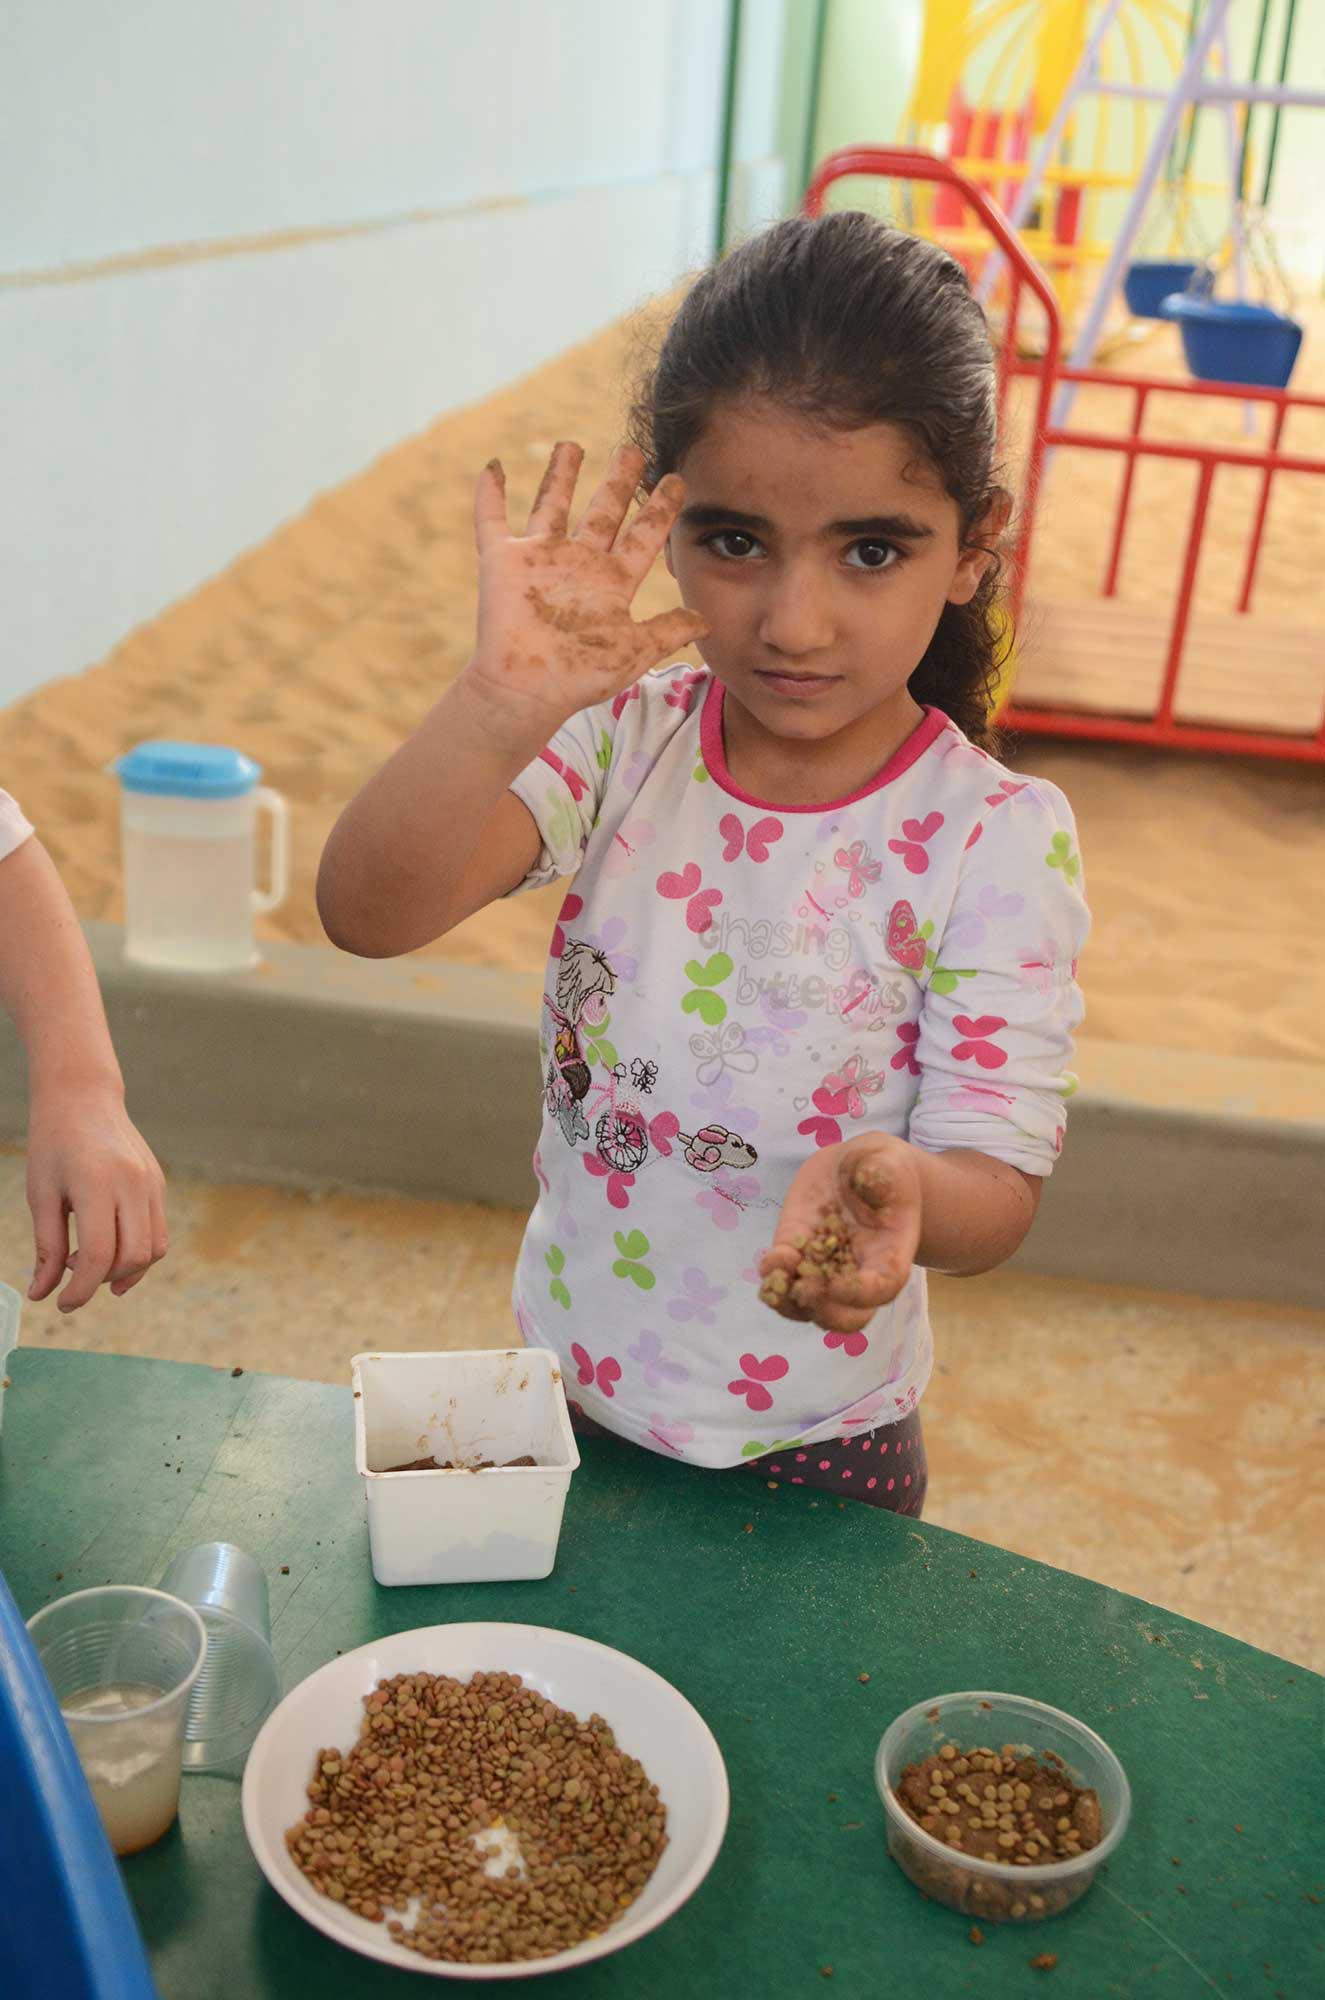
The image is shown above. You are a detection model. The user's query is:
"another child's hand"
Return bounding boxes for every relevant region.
[466,441,708,749]
[758,1135,923,1334]
[27,1084,168,1312]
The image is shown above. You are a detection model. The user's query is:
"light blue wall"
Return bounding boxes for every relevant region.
[1,1,736,704]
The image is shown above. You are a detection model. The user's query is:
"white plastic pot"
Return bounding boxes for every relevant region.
[351,1349,579,1587]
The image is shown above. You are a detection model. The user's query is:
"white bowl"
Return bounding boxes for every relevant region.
[241,1622,729,1980]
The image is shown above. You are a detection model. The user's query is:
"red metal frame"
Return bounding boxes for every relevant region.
[802,147,1325,764]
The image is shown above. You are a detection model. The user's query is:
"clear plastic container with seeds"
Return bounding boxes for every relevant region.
[876,1691,1131,1924]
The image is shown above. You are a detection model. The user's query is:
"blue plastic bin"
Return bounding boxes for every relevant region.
[1160,294,1303,389]
[1123,258,1210,319]
[0,1569,158,1999]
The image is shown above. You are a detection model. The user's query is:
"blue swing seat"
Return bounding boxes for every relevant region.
[1160,294,1303,389]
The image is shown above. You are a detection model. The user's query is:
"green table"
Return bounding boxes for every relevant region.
[2,1350,1320,1998]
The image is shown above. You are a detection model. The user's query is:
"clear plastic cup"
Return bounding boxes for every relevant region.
[876,1691,1131,1923]
[26,1586,207,1856]
[158,1542,281,1776]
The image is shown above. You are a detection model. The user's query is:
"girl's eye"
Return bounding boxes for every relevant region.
[846,539,899,572]
[703,530,763,561]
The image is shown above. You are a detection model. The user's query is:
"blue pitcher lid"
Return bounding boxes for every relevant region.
[114,741,262,799]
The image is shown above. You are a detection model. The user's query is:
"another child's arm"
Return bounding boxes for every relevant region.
[0,835,167,1312]
[759,1134,1039,1334]
[317,442,706,957]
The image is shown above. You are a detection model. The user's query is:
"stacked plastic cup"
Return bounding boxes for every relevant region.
[157,1543,282,1777]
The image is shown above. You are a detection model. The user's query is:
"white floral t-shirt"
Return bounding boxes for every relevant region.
[508,665,1088,1468]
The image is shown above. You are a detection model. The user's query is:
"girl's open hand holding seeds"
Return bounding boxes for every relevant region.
[758,1134,923,1333]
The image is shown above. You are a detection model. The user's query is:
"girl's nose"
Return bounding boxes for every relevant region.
[757,563,835,658]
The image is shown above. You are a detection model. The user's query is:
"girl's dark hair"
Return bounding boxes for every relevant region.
[631,211,1010,749]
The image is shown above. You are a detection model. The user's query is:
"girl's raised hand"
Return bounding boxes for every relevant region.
[757,1135,923,1335]
[467,441,708,748]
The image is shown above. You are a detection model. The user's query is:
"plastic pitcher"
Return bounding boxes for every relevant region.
[112,741,289,972]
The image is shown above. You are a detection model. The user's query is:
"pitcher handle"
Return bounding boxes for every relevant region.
[251,787,290,916]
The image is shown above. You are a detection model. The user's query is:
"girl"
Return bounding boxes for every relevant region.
[318,213,1088,1515]
[0,790,167,1311]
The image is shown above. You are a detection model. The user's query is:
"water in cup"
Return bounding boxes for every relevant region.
[62,1682,190,1855]
[26,1585,208,1857]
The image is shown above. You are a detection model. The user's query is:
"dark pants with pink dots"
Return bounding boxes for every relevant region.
[568,1404,927,1516]
[743,1408,927,1514]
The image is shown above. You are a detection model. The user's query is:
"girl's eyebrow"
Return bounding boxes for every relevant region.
[831,513,935,541]
[679,502,935,541]
[679,503,772,532]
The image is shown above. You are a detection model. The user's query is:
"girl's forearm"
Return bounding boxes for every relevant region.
[317,670,545,957]
[910,1142,1040,1274]
[0,839,123,1102]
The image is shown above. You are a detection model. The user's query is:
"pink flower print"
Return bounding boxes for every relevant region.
[823,1328,870,1359]
[656,862,723,934]
[949,1081,1017,1119]
[611,684,642,721]
[965,822,983,852]
[664,667,706,712]
[629,1329,689,1390]
[887,812,944,875]
[884,899,927,973]
[937,731,988,770]
[1018,939,1059,996]
[727,1352,789,1413]
[584,915,637,982]
[689,1068,760,1137]
[985,780,1027,810]
[647,1110,680,1158]
[819,1054,886,1120]
[833,839,882,898]
[570,1343,622,1398]
[583,1152,635,1209]
[797,1089,844,1149]
[645,1414,694,1454]
[550,892,584,960]
[538,746,588,803]
[619,750,652,795]
[945,884,1026,953]
[951,1014,1009,1070]
[840,1387,895,1429]
[602,818,656,880]
[697,1167,762,1229]
[668,1266,727,1325]
[892,1020,922,1075]
[533,1148,550,1193]
[719,813,784,864]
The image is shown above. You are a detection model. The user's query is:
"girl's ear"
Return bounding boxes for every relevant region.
[946,488,1012,607]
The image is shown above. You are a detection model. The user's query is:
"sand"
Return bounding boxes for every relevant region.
[3,297,1323,1063]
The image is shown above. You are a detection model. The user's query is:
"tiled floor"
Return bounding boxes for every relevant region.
[3,1155,1321,1672]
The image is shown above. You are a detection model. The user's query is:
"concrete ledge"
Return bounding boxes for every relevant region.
[2,925,1321,1309]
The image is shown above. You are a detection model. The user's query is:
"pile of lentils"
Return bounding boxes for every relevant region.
[899,1741,1101,1875]
[285,1669,667,1965]
[760,1204,859,1314]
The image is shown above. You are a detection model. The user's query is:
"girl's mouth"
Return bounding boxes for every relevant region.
[753,670,841,700]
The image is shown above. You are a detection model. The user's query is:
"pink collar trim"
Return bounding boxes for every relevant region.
[699,677,949,814]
